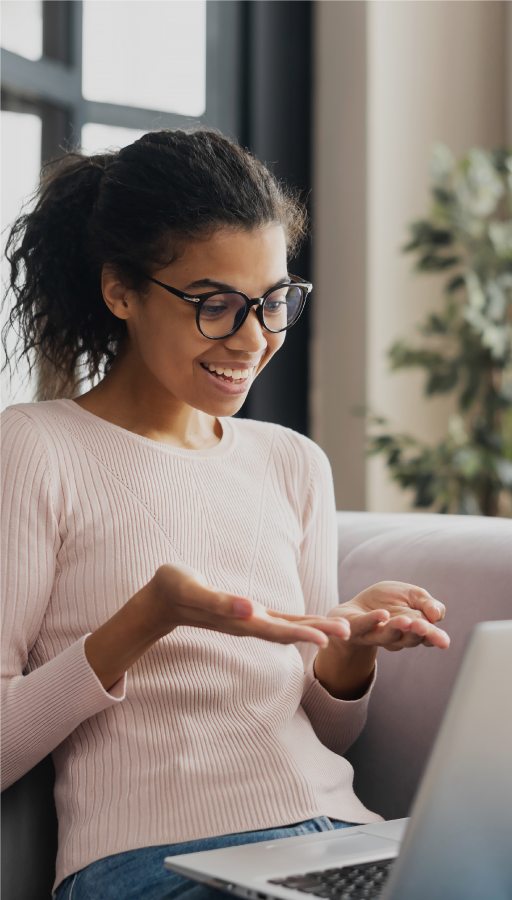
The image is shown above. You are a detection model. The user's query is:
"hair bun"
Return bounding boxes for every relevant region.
[86,151,118,170]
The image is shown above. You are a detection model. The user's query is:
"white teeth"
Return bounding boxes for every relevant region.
[204,364,254,381]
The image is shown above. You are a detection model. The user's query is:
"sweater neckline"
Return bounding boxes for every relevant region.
[57,399,236,460]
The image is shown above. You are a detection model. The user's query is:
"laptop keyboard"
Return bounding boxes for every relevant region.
[267,857,395,899]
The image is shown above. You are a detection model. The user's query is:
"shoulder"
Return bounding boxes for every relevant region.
[1,400,79,475]
[2,400,67,450]
[2,403,49,457]
[1,405,57,510]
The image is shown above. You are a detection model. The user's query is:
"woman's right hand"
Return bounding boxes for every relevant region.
[148,563,350,647]
[85,563,350,691]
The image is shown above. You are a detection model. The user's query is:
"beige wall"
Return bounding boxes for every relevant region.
[312,0,510,512]
[311,1,368,511]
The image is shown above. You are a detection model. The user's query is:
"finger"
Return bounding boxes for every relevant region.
[390,618,450,650]
[186,585,254,620]
[395,620,429,648]
[355,614,414,646]
[422,622,450,649]
[408,617,430,638]
[267,610,351,640]
[184,603,332,647]
[244,613,331,647]
[346,608,390,638]
[183,592,341,647]
[408,588,446,624]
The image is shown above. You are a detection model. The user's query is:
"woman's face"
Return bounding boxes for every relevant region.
[106,225,288,418]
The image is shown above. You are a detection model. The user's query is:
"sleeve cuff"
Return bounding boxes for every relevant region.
[80,634,127,702]
[2,636,126,790]
[300,659,377,756]
[306,657,377,704]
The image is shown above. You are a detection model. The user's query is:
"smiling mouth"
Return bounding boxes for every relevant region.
[200,363,256,384]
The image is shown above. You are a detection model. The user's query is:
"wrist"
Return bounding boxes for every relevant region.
[130,572,177,642]
[314,640,377,700]
[84,576,176,692]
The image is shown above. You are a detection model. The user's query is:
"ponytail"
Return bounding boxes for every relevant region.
[3,130,307,398]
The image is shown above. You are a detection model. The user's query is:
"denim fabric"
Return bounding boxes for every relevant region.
[55,818,355,900]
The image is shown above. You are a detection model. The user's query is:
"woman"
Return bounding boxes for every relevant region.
[1,130,449,900]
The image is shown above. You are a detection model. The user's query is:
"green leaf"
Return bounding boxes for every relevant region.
[361,141,512,517]
[445,274,466,294]
[421,313,451,336]
[426,367,459,394]
[431,188,455,208]
[416,253,460,272]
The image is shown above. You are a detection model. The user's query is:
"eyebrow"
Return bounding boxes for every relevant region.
[185,276,290,294]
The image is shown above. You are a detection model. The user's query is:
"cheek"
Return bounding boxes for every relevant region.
[131,307,198,372]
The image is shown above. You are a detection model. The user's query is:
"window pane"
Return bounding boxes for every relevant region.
[1,111,42,409]
[81,123,146,155]
[0,0,42,61]
[82,1,206,116]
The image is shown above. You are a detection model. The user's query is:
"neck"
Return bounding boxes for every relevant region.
[73,345,221,450]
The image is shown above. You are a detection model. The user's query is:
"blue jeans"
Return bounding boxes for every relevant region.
[55,817,355,900]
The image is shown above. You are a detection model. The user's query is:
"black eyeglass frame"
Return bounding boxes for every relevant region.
[146,273,312,340]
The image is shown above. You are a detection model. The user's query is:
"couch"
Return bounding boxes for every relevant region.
[2,511,511,900]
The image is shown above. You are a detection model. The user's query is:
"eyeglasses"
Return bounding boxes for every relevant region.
[146,273,312,340]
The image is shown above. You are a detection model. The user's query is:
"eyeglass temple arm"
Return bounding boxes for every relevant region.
[146,276,201,303]
[289,274,313,292]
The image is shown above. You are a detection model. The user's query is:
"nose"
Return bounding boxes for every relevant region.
[224,306,267,354]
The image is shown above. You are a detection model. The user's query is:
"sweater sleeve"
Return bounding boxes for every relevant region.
[296,437,375,756]
[1,408,126,791]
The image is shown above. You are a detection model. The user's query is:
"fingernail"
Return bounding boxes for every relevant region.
[233,599,253,618]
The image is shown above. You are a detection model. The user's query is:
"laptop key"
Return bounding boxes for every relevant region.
[267,859,395,898]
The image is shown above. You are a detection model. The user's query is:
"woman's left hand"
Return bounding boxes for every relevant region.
[313,582,449,700]
[328,581,450,652]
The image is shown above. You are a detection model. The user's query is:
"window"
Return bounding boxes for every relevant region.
[1,0,43,61]
[1,0,236,410]
[1,1,313,433]
[1,110,42,406]
[82,1,206,117]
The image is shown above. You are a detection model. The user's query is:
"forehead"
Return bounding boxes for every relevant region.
[164,225,288,290]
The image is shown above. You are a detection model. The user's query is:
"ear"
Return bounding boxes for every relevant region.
[101,266,135,320]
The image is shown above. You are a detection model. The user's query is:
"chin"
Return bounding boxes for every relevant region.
[201,395,249,418]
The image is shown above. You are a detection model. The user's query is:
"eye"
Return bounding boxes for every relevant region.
[264,300,286,314]
[262,286,303,330]
[201,300,229,318]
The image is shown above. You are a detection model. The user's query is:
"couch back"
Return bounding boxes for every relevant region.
[2,512,511,899]
[339,512,512,820]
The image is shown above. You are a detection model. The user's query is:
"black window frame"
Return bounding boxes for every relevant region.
[0,1,245,161]
[1,0,313,435]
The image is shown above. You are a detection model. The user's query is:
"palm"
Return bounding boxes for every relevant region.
[330,581,449,651]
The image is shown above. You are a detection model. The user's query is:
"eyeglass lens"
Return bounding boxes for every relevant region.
[198,285,304,338]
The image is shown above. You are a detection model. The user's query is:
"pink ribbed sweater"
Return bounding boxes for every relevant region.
[1,400,380,889]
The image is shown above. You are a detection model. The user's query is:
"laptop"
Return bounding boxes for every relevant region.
[165,620,512,900]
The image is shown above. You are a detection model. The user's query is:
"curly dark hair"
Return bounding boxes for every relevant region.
[3,129,307,399]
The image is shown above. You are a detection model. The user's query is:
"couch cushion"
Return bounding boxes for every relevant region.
[337,512,512,820]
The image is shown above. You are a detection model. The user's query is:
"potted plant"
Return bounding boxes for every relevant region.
[369,144,512,516]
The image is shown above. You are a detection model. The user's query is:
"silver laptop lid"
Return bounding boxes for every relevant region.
[383,620,512,900]
[165,621,512,900]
